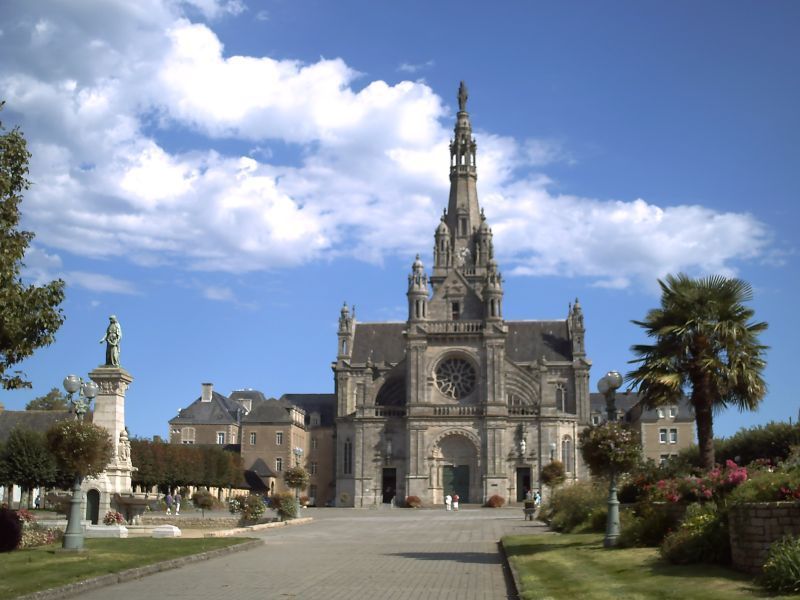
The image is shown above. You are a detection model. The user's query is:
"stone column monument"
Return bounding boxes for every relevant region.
[82,316,137,522]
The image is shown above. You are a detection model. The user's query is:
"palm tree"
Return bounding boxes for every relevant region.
[627,274,768,471]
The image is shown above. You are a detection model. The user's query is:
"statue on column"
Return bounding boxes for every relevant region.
[100,315,122,367]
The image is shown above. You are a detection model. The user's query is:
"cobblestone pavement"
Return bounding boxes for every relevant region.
[77,506,549,600]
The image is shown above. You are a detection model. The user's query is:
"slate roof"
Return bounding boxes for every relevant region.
[248,457,277,478]
[229,389,269,404]
[351,323,406,364]
[589,392,695,423]
[0,410,73,443]
[241,398,294,424]
[169,391,240,425]
[349,320,573,365]
[506,321,572,362]
[280,394,336,427]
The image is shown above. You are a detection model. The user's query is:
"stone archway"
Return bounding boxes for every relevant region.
[431,431,479,505]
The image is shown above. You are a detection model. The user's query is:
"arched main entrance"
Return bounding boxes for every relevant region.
[437,433,478,504]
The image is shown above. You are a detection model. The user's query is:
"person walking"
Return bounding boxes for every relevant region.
[445,494,452,511]
[165,493,173,515]
[452,493,460,511]
[174,492,182,516]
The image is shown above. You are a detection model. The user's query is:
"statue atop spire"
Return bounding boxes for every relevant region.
[458,81,468,112]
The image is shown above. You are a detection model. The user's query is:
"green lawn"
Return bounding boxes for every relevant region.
[0,537,252,598]
[503,533,794,600]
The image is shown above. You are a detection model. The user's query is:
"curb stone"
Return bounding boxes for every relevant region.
[498,539,521,600]
[14,539,264,600]
[203,516,313,537]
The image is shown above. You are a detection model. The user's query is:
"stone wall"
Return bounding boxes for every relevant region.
[729,501,800,573]
[141,515,240,529]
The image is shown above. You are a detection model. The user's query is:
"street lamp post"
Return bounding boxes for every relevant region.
[598,370,623,548]
[61,374,99,551]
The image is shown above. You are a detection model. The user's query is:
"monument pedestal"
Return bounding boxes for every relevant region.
[82,367,135,522]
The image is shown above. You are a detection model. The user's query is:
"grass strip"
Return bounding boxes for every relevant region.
[0,537,253,598]
[503,533,794,600]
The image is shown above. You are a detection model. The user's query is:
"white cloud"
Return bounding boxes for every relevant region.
[397,60,435,74]
[203,286,235,301]
[0,0,773,290]
[66,272,139,294]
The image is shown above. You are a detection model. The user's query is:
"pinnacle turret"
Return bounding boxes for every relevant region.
[407,254,429,322]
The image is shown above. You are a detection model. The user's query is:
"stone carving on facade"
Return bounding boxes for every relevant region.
[118,428,131,463]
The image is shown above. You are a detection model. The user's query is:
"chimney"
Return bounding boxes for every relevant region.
[201,383,213,402]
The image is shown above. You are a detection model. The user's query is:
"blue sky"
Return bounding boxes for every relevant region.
[1,0,797,440]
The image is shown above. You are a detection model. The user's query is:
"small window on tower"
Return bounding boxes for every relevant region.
[459,218,467,236]
[451,302,461,321]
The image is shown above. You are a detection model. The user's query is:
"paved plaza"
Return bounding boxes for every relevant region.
[77,506,547,600]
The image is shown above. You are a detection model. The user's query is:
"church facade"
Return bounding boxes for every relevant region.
[333,83,593,507]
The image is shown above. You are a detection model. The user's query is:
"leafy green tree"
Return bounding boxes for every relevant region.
[579,423,642,477]
[25,387,69,411]
[45,420,112,480]
[540,460,566,491]
[0,103,65,390]
[627,274,768,471]
[0,428,56,508]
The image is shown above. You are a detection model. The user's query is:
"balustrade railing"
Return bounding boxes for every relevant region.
[423,320,483,334]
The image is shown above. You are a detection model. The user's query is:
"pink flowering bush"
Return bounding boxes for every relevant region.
[103,510,126,525]
[16,509,35,524]
[19,524,63,548]
[651,460,748,505]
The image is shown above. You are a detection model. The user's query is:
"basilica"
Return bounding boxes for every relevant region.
[332,83,593,507]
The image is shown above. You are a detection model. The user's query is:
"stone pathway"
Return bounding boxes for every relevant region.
[76,506,548,600]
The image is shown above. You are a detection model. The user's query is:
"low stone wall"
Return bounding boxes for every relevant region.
[729,501,800,573]
[140,515,239,529]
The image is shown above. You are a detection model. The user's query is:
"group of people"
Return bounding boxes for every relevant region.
[165,492,182,515]
[526,488,542,506]
[444,493,460,511]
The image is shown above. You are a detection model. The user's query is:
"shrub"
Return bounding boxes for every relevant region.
[540,461,566,488]
[228,495,245,515]
[660,503,730,565]
[405,495,422,508]
[242,494,266,522]
[541,481,606,533]
[485,494,505,508]
[0,507,22,552]
[19,523,62,548]
[102,510,126,525]
[272,492,298,520]
[16,508,35,524]
[618,503,681,548]
[191,488,215,517]
[579,423,641,476]
[728,469,800,504]
[760,535,800,594]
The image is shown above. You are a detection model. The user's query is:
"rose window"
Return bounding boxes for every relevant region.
[435,359,476,399]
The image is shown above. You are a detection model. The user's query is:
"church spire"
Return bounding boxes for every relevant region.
[445,81,480,251]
